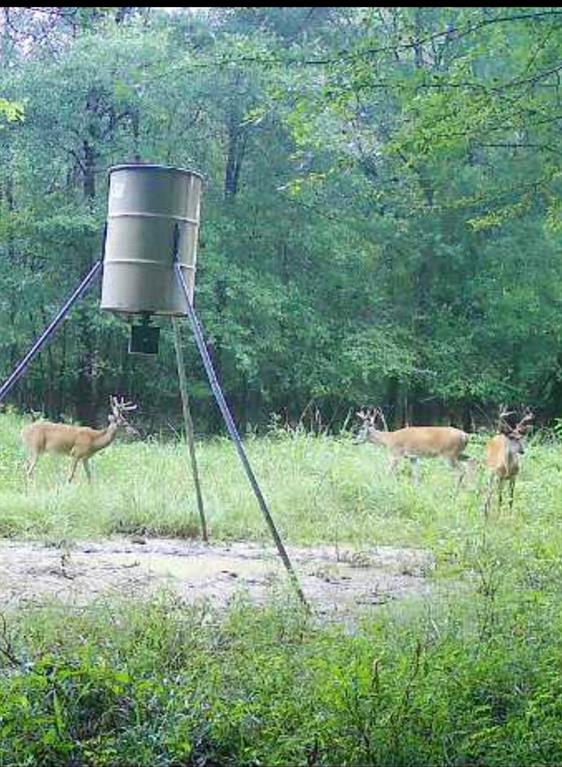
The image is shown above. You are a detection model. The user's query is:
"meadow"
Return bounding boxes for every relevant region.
[2,411,562,765]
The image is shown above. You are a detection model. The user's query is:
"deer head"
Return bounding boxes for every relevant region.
[497,405,534,455]
[108,395,138,427]
[355,407,385,442]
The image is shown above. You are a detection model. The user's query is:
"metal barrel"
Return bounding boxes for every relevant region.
[100,164,203,315]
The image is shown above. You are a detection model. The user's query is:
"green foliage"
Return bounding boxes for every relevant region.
[0,97,24,125]
[3,574,562,765]
[2,417,562,763]
[0,7,561,432]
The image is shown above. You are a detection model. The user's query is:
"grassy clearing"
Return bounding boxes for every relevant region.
[2,411,562,567]
[3,412,562,765]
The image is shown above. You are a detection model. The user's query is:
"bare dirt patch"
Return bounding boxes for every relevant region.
[0,537,435,617]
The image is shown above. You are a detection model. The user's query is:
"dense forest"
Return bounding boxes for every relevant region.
[0,6,560,433]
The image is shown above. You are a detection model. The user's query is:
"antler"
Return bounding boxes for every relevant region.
[372,406,389,432]
[356,406,387,430]
[120,400,138,412]
[110,395,138,414]
[356,407,376,421]
[515,408,534,435]
[497,404,516,435]
[497,404,534,437]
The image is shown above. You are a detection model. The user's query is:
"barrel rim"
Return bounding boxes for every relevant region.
[108,163,204,181]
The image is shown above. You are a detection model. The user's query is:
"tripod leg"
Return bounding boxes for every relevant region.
[172,317,208,543]
[174,264,308,611]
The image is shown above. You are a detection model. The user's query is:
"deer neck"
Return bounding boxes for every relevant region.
[92,422,119,451]
[368,429,393,447]
[505,437,522,471]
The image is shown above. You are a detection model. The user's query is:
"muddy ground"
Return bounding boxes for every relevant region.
[0,537,435,618]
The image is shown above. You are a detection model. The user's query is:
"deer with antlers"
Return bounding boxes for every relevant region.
[483,406,534,515]
[355,407,470,484]
[21,396,138,483]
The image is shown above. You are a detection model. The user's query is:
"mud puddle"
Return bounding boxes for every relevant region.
[0,537,435,618]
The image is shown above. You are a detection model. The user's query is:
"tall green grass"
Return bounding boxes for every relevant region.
[2,411,562,567]
[4,413,562,764]
[2,586,562,766]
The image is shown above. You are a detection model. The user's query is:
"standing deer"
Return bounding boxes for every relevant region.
[355,407,470,484]
[484,406,534,515]
[21,396,137,483]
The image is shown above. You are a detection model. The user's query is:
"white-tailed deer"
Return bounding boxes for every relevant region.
[21,396,138,483]
[484,406,534,515]
[355,407,470,484]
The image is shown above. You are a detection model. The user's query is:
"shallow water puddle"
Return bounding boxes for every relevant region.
[0,537,435,618]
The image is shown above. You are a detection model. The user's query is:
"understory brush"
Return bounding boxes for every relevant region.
[1,582,562,766]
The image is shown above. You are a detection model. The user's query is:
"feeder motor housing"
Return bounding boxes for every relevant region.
[128,316,160,356]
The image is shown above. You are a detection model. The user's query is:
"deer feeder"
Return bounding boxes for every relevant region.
[0,160,307,608]
[100,164,203,354]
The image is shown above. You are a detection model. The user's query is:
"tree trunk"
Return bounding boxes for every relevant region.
[224,109,248,199]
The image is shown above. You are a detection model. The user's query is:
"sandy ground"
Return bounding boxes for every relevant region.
[0,537,435,618]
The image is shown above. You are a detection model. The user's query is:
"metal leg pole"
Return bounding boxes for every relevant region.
[172,317,208,543]
[174,264,309,610]
[0,261,103,404]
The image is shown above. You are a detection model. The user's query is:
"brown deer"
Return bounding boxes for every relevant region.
[355,407,470,484]
[483,406,534,515]
[21,396,138,483]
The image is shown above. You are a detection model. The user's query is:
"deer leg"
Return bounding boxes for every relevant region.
[497,478,504,512]
[454,470,464,498]
[411,457,421,486]
[83,459,92,484]
[451,459,465,496]
[474,462,485,497]
[26,454,38,480]
[483,474,495,517]
[389,455,401,475]
[508,477,516,510]
[68,457,79,483]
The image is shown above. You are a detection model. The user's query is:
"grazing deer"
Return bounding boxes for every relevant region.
[484,406,534,515]
[355,407,470,485]
[21,396,137,483]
